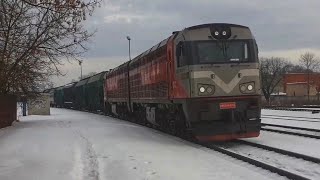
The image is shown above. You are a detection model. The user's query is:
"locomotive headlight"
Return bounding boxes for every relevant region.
[240,85,247,92]
[198,84,215,95]
[215,31,219,36]
[222,31,227,36]
[199,87,206,93]
[240,82,255,94]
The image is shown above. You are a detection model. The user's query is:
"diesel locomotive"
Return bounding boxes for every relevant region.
[54,23,262,141]
[104,23,261,141]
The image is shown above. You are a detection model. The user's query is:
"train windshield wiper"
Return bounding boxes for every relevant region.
[214,40,228,61]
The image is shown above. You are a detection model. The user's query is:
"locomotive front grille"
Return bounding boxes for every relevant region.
[186,96,261,123]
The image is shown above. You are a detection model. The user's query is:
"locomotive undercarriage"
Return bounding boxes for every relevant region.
[104,101,190,138]
[186,96,261,141]
[104,96,261,141]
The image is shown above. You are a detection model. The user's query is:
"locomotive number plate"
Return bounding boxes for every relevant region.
[220,102,236,110]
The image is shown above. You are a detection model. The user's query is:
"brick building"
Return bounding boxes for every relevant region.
[283,73,320,96]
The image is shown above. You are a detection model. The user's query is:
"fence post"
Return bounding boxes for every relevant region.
[0,95,17,128]
[22,96,27,116]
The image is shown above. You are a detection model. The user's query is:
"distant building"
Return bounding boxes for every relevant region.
[28,93,51,115]
[283,73,320,96]
[43,88,56,107]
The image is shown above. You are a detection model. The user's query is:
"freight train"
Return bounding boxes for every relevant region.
[52,23,262,141]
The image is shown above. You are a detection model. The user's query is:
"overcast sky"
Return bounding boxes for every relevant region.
[52,0,320,86]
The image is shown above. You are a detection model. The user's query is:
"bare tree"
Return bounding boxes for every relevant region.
[299,52,320,101]
[0,0,101,96]
[287,64,307,73]
[260,57,291,103]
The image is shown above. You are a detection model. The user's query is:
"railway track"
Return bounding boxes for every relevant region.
[263,107,320,113]
[262,115,320,123]
[235,140,320,164]
[261,123,320,139]
[262,123,320,133]
[263,114,320,121]
[203,140,320,180]
[72,109,320,179]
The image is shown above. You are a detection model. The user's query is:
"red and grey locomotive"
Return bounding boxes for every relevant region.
[104,23,261,141]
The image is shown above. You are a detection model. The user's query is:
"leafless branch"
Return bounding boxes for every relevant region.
[260,57,291,103]
[0,0,101,96]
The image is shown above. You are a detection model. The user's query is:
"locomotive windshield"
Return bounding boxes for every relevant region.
[195,40,255,64]
[177,40,258,67]
[196,40,250,63]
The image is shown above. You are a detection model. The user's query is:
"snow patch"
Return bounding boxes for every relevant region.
[71,146,84,180]
[77,131,100,180]
[0,108,288,180]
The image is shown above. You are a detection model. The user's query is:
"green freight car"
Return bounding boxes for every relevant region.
[54,86,64,108]
[86,72,106,112]
[74,77,90,110]
[63,82,77,108]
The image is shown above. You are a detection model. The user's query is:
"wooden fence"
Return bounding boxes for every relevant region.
[0,95,17,128]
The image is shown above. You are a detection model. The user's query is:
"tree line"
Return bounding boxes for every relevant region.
[0,0,101,97]
[260,52,320,103]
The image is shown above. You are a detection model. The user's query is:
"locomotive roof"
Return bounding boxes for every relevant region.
[186,23,249,30]
[130,36,171,65]
[87,71,106,84]
[106,23,251,76]
[55,86,64,90]
[75,77,90,87]
[64,82,76,88]
[107,61,130,75]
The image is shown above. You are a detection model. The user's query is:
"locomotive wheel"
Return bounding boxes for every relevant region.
[131,112,137,123]
[168,118,177,135]
[138,109,147,126]
[175,110,188,138]
[136,111,142,124]
[128,114,133,121]
[175,117,183,137]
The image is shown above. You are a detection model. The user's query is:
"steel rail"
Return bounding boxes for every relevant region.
[204,143,310,180]
[262,123,320,132]
[263,107,320,113]
[262,116,320,123]
[261,128,320,139]
[235,140,320,164]
[262,114,320,121]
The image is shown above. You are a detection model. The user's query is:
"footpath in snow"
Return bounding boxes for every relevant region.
[0,108,282,180]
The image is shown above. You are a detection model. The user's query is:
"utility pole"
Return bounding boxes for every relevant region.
[79,60,83,79]
[127,36,131,60]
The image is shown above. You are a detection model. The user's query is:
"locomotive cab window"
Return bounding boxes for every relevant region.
[194,40,254,64]
[176,42,188,67]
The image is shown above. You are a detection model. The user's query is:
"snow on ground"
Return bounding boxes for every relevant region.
[221,143,320,180]
[0,108,282,180]
[246,131,320,159]
[262,109,320,129]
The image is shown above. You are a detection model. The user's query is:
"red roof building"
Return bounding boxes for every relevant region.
[283,73,320,96]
